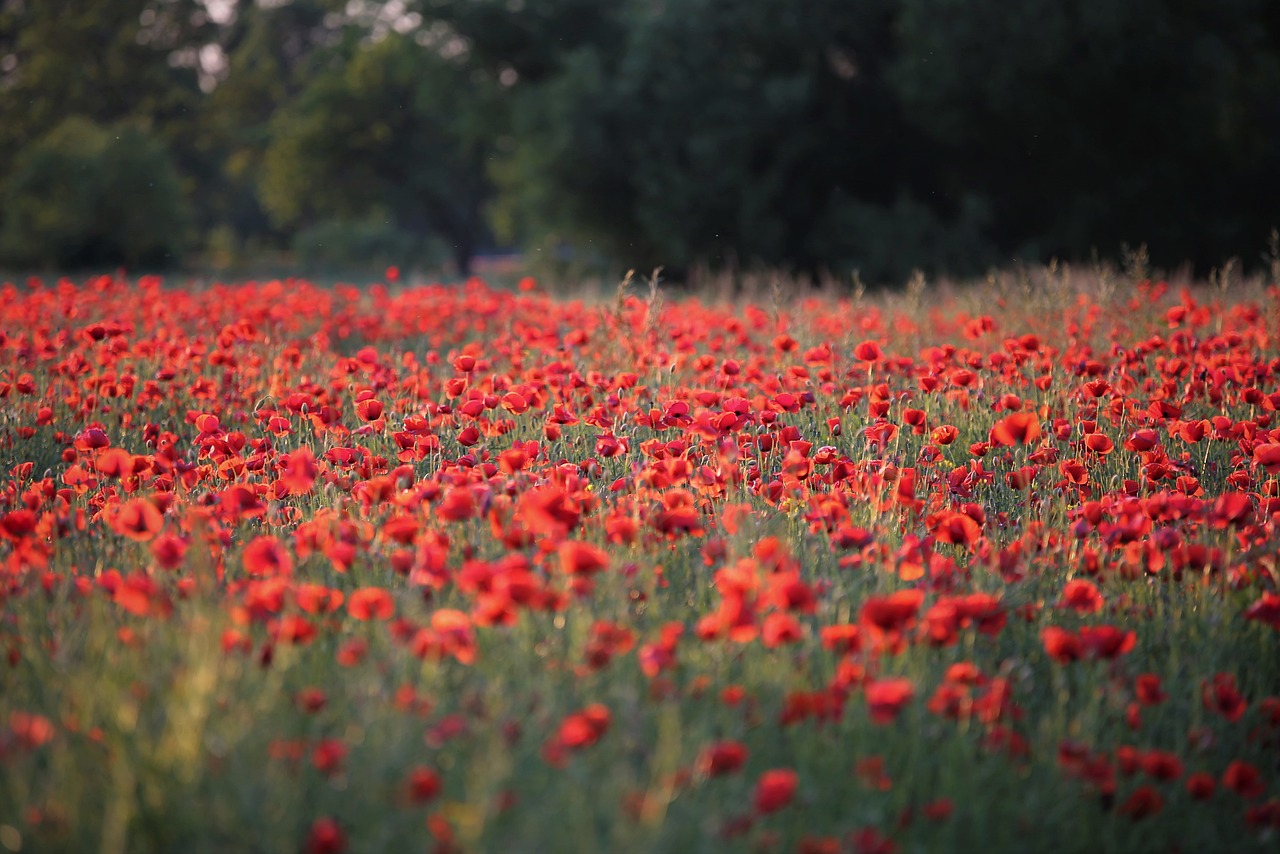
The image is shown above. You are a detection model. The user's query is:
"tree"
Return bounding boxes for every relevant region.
[203,0,353,248]
[0,117,191,268]
[441,0,989,281]
[597,0,948,275]
[0,0,214,206]
[258,32,494,275]
[421,0,628,86]
[891,0,1280,268]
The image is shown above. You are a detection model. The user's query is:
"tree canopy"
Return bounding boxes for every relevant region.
[1,0,1277,279]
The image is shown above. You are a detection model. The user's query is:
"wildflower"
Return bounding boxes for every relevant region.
[865,678,915,724]
[305,817,346,854]
[1061,579,1104,614]
[347,587,394,621]
[406,767,442,803]
[111,498,164,541]
[1202,674,1247,723]
[753,769,798,813]
[558,540,609,576]
[854,341,883,362]
[1119,785,1163,820]
[697,741,748,777]
[1222,760,1265,799]
[242,535,293,577]
[990,412,1041,446]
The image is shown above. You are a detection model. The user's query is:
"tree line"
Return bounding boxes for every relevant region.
[2,0,1277,281]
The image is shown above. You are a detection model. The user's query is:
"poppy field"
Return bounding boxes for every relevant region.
[1,271,1279,853]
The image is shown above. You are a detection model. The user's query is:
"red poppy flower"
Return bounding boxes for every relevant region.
[334,638,367,667]
[347,587,394,621]
[1060,579,1103,614]
[1124,429,1160,452]
[850,826,897,854]
[761,612,804,648]
[929,511,981,548]
[558,703,611,749]
[1078,625,1136,660]
[990,412,1041,446]
[697,740,748,777]
[305,817,346,854]
[220,485,267,520]
[296,584,344,615]
[853,340,883,362]
[406,766,442,803]
[1223,760,1265,799]
[150,533,188,570]
[1244,592,1280,630]
[280,447,319,495]
[1119,785,1163,820]
[273,614,317,645]
[1186,772,1216,800]
[1041,627,1083,663]
[8,711,55,748]
[820,624,862,655]
[355,397,384,422]
[1139,750,1183,782]
[931,425,959,445]
[1210,492,1253,528]
[1083,433,1113,454]
[516,486,581,539]
[1202,673,1247,723]
[753,768,798,813]
[429,609,477,665]
[558,540,609,576]
[923,798,954,821]
[94,447,136,478]
[111,498,164,541]
[861,591,924,636]
[437,488,476,522]
[1135,674,1167,705]
[865,677,915,724]
[1253,443,1280,474]
[0,509,36,541]
[242,535,293,577]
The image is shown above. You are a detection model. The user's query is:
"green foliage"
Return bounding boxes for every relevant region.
[0,118,191,268]
[806,193,995,282]
[449,0,1280,279]
[0,0,1277,276]
[293,215,446,273]
[202,0,356,247]
[890,0,1280,267]
[480,0,967,279]
[259,32,495,275]
[0,0,211,204]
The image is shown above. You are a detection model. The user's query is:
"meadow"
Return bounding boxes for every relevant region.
[1,268,1278,853]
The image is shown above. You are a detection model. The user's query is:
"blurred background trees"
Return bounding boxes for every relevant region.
[258,30,494,275]
[1,0,1277,281]
[0,118,191,268]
